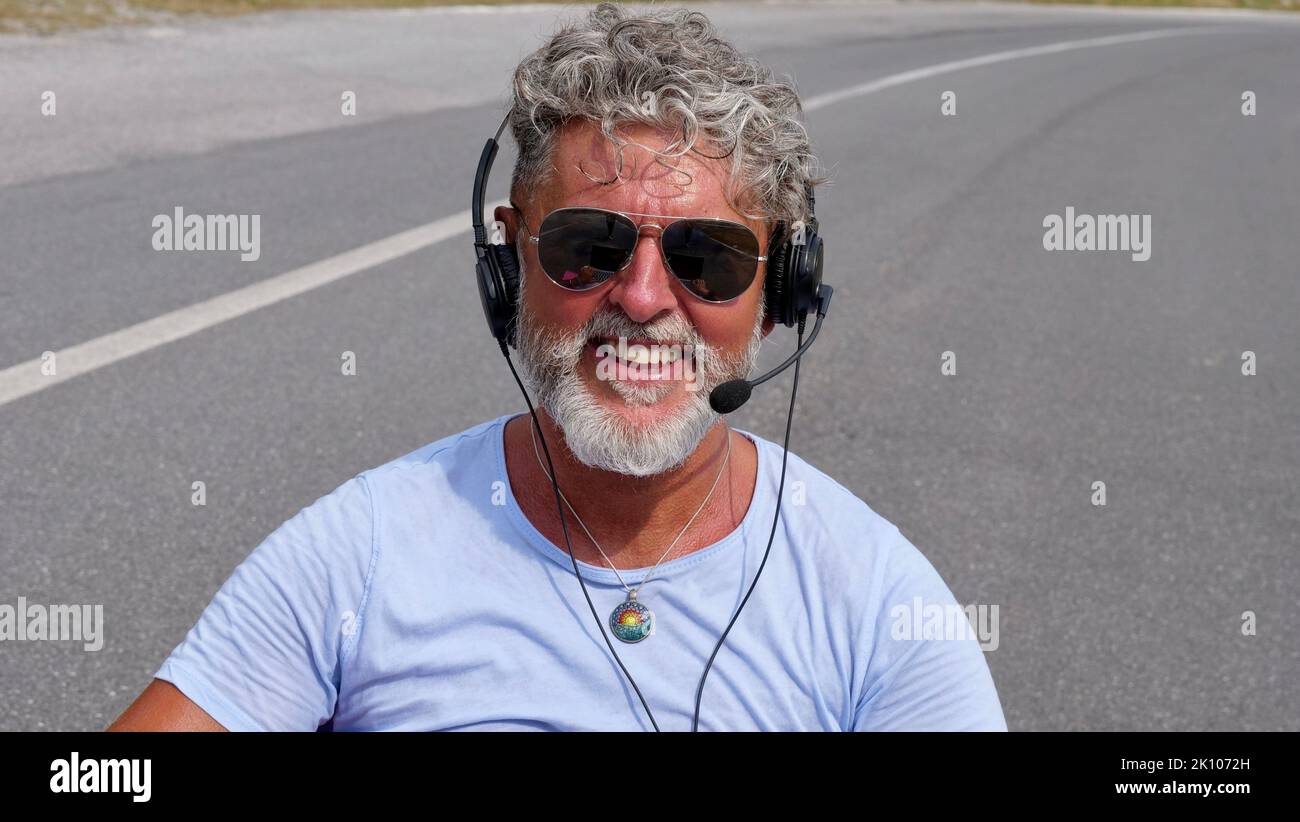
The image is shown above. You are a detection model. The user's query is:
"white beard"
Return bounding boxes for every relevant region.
[514,275,764,477]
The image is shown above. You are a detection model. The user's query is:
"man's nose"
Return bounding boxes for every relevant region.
[605,225,679,324]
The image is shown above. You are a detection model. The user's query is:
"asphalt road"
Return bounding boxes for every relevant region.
[1,1,1296,731]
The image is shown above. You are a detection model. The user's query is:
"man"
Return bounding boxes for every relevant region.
[110,3,1005,732]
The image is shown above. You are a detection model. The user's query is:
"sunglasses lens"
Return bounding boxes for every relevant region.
[661,220,760,302]
[536,209,638,290]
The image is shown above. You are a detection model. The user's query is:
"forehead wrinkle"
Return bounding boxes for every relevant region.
[566,167,728,221]
[563,149,694,207]
[543,122,764,241]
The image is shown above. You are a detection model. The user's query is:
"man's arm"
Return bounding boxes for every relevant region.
[852,527,1007,731]
[127,475,375,731]
[107,679,228,732]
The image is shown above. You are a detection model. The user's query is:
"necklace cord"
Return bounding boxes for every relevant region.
[500,348,662,732]
[529,414,732,592]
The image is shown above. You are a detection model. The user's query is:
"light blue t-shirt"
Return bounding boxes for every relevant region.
[156,414,1006,731]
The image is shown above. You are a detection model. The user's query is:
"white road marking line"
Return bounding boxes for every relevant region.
[0,25,1239,408]
[803,27,1227,111]
[0,204,504,407]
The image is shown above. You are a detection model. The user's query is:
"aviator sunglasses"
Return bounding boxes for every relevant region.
[512,203,769,303]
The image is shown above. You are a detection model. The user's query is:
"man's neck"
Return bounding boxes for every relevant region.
[503,411,759,570]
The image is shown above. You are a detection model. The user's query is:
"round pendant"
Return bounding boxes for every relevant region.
[609,598,654,643]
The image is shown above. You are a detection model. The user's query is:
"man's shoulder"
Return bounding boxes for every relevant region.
[359,415,509,489]
[236,418,509,572]
[738,429,953,611]
[741,428,906,548]
[381,415,507,469]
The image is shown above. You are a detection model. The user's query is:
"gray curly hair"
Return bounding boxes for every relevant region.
[507,2,828,231]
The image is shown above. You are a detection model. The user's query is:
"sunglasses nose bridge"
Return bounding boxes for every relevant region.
[603,218,663,270]
[603,222,684,322]
[632,221,665,248]
[613,220,667,270]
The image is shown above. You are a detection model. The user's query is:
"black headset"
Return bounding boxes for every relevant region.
[473,113,826,349]
[470,110,832,731]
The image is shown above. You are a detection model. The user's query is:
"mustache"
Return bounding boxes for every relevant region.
[582,308,701,348]
[532,307,713,363]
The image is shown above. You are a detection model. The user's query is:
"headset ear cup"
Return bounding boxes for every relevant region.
[798,232,824,320]
[491,244,522,346]
[764,223,792,327]
[475,256,506,343]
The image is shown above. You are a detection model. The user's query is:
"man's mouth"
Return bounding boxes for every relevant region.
[586,336,687,380]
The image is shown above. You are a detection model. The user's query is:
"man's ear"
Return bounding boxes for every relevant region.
[492,205,519,243]
[761,315,776,339]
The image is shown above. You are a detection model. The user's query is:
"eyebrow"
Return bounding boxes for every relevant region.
[524,203,752,226]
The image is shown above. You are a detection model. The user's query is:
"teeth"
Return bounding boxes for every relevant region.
[593,339,686,368]
[620,344,682,366]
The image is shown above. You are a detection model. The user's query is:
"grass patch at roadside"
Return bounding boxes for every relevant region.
[0,0,593,35]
